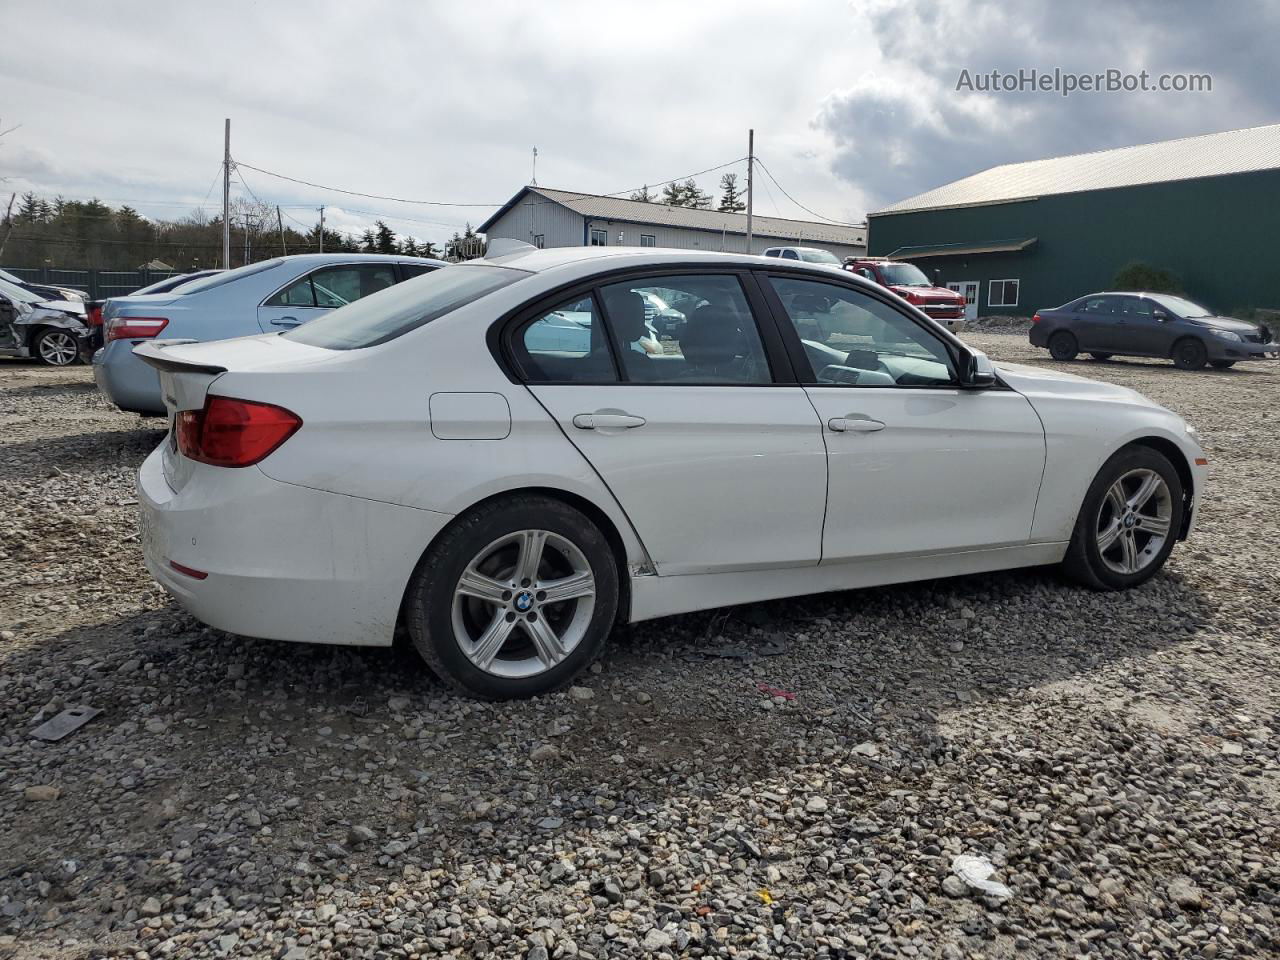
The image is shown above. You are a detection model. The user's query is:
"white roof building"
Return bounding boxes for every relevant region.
[479,186,867,259]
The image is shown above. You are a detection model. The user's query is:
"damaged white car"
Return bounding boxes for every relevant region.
[0,276,91,366]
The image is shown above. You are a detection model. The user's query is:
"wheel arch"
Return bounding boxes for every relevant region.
[1169,334,1206,359]
[1119,435,1195,540]
[397,485,639,633]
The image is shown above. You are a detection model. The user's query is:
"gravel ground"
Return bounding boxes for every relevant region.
[1,338,1278,959]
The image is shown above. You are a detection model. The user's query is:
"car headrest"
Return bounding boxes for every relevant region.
[683,304,743,367]
[602,290,649,343]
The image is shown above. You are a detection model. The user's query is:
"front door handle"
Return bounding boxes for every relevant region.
[828,415,886,433]
[572,412,647,430]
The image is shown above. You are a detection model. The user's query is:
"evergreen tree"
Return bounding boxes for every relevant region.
[399,237,419,257]
[681,179,712,209]
[717,173,746,213]
[629,184,654,202]
[660,182,685,206]
[17,192,41,223]
[360,228,377,253]
[374,220,397,254]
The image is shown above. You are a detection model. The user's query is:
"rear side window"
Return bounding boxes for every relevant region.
[284,265,525,350]
[514,296,618,383]
[399,263,438,279]
[266,276,317,307]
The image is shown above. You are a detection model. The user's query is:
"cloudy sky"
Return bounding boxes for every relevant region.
[2,0,1275,247]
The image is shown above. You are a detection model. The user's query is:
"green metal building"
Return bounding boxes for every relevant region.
[867,124,1280,319]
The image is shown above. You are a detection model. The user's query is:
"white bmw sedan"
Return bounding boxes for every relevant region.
[134,247,1207,699]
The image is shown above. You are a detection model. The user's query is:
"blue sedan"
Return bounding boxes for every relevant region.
[93,253,444,414]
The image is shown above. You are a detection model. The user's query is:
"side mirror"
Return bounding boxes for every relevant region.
[960,349,997,389]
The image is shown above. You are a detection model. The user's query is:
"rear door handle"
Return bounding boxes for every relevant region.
[828,415,886,433]
[572,412,646,430]
[270,316,301,327]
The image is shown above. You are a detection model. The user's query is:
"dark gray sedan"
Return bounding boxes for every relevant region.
[1029,292,1278,369]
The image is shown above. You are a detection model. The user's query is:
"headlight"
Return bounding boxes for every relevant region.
[1209,329,1241,342]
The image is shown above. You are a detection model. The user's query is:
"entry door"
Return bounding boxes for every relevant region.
[766,274,1045,561]
[513,275,828,577]
[947,281,980,322]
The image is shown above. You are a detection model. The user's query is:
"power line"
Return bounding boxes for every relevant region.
[753,157,858,226]
[234,160,503,208]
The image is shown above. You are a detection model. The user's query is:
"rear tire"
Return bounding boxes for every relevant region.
[1172,338,1208,370]
[33,328,82,366]
[1089,353,1113,361]
[1048,331,1079,361]
[1061,446,1184,591]
[405,495,619,700]
[1209,360,1235,369]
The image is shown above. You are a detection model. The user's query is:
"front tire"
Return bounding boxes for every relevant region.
[1048,331,1079,361]
[1061,447,1184,590]
[1209,360,1235,369]
[33,328,82,366]
[405,495,619,699]
[1172,338,1207,370]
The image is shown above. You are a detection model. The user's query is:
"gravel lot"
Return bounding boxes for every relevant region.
[1,336,1278,959]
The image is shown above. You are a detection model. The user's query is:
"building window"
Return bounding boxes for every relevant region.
[989,279,1020,307]
[533,234,545,249]
[640,234,656,247]
[590,228,607,246]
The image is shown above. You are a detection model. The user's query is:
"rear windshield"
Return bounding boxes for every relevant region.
[175,258,283,294]
[284,264,527,350]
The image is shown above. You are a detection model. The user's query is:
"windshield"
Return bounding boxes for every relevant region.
[173,258,284,294]
[878,263,931,286]
[0,276,44,304]
[285,264,526,350]
[1149,294,1213,318]
[798,249,842,265]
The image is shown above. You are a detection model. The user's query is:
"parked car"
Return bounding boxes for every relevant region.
[85,270,225,350]
[133,247,1206,700]
[0,268,87,304]
[762,246,844,266]
[0,276,91,365]
[1031,292,1279,369]
[94,254,445,414]
[843,258,966,331]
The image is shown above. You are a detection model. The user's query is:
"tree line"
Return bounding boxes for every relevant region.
[629,173,746,212]
[0,191,479,272]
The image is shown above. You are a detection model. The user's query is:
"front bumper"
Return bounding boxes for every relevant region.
[137,446,454,647]
[93,341,167,414]
[1210,339,1280,361]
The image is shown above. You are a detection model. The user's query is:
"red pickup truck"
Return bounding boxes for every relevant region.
[844,258,966,330]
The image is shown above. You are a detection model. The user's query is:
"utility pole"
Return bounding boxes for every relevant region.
[277,206,287,255]
[0,192,16,260]
[222,119,231,270]
[530,147,538,186]
[242,215,251,266]
[317,207,324,252]
[745,128,754,254]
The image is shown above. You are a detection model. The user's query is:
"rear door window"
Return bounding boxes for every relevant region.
[514,296,619,383]
[598,275,774,384]
[265,276,317,307]
[308,264,397,308]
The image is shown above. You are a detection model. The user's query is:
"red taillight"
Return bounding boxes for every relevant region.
[106,316,168,342]
[176,396,302,468]
[1031,313,1041,324]
[86,304,103,327]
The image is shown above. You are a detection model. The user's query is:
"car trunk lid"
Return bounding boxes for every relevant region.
[133,334,330,491]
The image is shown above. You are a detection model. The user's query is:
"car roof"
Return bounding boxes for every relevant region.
[266,253,447,266]
[477,246,795,273]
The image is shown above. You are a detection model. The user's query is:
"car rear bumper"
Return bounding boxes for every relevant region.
[93,341,167,414]
[137,445,454,647]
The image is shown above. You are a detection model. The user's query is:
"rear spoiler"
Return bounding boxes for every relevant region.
[132,339,227,375]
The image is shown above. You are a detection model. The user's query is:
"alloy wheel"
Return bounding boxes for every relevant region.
[450,529,596,678]
[1095,468,1173,575]
[37,331,80,366]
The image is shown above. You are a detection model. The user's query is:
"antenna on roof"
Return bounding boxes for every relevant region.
[530,147,538,186]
